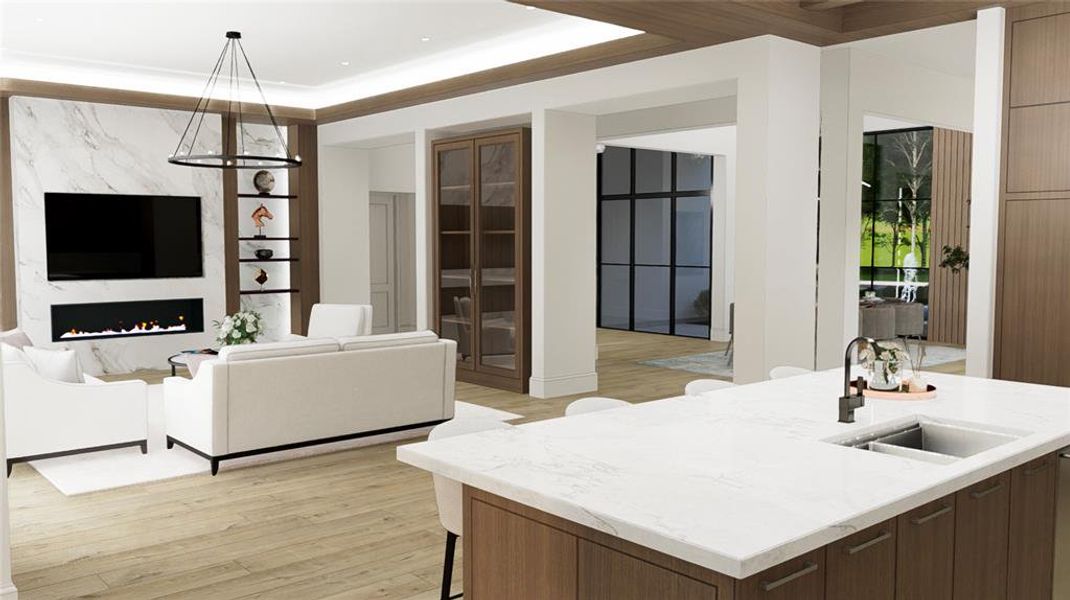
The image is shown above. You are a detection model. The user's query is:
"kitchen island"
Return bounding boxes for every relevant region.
[397,371,1070,599]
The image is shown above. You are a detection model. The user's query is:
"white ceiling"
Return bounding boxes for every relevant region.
[841,19,977,79]
[0,1,641,109]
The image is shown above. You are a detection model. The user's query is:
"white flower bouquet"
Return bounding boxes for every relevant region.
[858,339,910,391]
[214,310,264,346]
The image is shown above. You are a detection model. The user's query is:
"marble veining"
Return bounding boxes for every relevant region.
[398,370,1070,579]
[9,97,225,373]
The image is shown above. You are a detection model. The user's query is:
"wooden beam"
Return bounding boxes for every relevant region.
[315,33,693,124]
[0,97,17,330]
[800,0,863,10]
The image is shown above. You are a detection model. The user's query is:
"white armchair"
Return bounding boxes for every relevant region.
[290,304,373,339]
[3,358,148,475]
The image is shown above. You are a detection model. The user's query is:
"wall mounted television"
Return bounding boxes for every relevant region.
[45,193,204,281]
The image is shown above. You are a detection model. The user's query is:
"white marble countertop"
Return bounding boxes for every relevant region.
[396,371,1070,578]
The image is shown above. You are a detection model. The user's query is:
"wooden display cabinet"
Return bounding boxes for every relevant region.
[432,128,531,392]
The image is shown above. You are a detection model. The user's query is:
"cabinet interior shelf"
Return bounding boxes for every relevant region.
[238,258,299,263]
[483,230,514,234]
[237,193,298,199]
[239,288,300,295]
[238,236,298,241]
[441,230,471,235]
[440,185,472,191]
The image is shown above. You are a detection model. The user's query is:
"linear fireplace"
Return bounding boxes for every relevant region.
[50,298,204,342]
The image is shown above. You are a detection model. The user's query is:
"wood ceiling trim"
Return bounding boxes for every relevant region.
[315,33,695,124]
[0,78,316,124]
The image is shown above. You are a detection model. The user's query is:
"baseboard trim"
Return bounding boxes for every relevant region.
[710,327,730,342]
[529,371,598,399]
[0,583,18,600]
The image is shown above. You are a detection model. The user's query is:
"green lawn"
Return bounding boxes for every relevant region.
[861,219,930,270]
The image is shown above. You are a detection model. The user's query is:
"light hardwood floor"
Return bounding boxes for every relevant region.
[6,329,728,600]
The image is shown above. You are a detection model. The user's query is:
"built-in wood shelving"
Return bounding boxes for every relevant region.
[239,288,300,295]
[238,258,299,263]
[238,236,299,241]
[237,193,298,199]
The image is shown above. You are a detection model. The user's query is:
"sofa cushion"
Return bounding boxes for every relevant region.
[217,338,339,363]
[0,328,33,349]
[337,330,438,351]
[23,346,84,383]
[1,343,31,365]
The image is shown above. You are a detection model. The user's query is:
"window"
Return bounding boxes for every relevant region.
[597,146,713,338]
[860,128,933,307]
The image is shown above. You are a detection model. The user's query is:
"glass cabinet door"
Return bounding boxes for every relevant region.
[477,135,519,372]
[437,142,474,367]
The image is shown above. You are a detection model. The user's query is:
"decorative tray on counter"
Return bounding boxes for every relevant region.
[851,384,938,401]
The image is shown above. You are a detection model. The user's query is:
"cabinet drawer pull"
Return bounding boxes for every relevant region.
[911,504,952,525]
[845,530,891,555]
[1025,460,1052,476]
[970,481,1004,499]
[761,561,818,592]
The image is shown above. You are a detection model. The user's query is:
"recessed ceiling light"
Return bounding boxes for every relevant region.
[35,17,45,22]
[278,81,287,85]
[525,5,536,10]
[420,36,432,42]
[340,61,350,67]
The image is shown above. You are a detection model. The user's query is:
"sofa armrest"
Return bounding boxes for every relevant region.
[163,362,227,456]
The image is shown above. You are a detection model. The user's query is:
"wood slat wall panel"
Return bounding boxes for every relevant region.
[929,128,971,346]
[995,3,1070,385]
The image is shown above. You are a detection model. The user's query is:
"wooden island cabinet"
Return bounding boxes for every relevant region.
[463,452,1059,600]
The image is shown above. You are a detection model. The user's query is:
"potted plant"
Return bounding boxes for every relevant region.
[859,340,909,391]
[939,244,970,274]
[214,310,264,346]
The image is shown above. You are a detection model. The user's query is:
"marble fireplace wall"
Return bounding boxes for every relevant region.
[235,123,291,343]
[9,97,225,374]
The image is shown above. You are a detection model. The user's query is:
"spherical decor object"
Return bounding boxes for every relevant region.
[253,170,276,194]
[254,248,274,260]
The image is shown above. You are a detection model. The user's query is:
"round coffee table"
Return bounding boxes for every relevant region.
[168,350,218,376]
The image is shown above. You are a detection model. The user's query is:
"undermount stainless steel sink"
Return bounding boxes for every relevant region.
[829,418,1025,465]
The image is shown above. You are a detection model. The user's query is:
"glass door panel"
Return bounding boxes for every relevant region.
[478,138,518,371]
[437,145,474,366]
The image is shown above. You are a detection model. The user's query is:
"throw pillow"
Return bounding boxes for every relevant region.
[0,328,33,349]
[23,347,84,384]
[1,343,30,364]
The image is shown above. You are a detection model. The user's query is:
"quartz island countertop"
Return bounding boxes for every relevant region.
[396,371,1070,579]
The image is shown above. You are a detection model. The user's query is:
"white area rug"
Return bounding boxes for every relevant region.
[639,344,967,378]
[29,385,521,496]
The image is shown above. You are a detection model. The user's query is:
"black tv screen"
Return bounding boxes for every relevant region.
[45,193,203,281]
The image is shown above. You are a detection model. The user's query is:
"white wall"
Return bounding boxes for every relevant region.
[816,47,975,368]
[965,7,1006,377]
[0,364,13,600]
[369,143,416,193]
[8,97,225,374]
[320,36,826,389]
[318,145,370,304]
[531,109,598,397]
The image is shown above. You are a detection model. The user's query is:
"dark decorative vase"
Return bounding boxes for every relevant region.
[254,268,269,290]
[253,170,276,194]
[254,249,274,260]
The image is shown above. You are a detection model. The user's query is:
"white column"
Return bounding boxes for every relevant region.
[710,155,731,342]
[733,38,822,383]
[0,361,17,600]
[414,129,432,331]
[317,146,370,304]
[530,109,599,398]
[815,48,859,369]
[966,7,1006,378]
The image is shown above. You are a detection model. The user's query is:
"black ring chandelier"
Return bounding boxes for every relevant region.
[169,31,301,169]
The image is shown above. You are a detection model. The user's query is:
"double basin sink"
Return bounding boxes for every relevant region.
[828,418,1026,465]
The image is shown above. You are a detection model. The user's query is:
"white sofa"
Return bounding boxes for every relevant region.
[3,354,148,475]
[163,331,456,474]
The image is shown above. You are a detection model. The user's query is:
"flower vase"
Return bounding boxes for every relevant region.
[869,360,901,391]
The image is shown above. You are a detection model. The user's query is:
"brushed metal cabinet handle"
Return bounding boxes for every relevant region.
[911,504,952,525]
[761,561,818,592]
[1025,460,1052,476]
[970,481,1004,499]
[846,531,892,555]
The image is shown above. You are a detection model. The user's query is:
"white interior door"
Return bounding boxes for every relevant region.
[369,193,396,333]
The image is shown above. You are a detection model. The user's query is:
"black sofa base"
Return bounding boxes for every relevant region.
[166,419,449,476]
[7,439,148,476]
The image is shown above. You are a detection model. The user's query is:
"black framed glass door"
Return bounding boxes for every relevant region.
[597,146,713,339]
